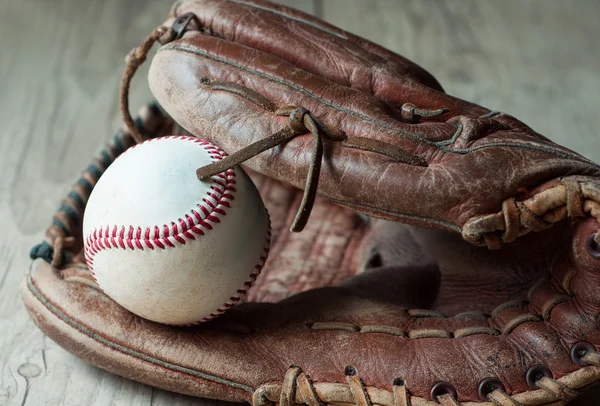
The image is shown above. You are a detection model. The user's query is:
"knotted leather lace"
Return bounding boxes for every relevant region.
[195,106,347,231]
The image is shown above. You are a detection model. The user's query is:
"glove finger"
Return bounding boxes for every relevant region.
[170,0,450,110]
[149,28,600,243]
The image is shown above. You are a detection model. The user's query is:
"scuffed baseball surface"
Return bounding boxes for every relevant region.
[83,136,270,325]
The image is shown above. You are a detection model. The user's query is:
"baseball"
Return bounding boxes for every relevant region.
[82,136,270,325]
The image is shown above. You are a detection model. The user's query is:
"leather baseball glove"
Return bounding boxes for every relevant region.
[22,0,600,405]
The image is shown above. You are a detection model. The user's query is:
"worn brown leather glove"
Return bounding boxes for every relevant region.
[22,0,600,405]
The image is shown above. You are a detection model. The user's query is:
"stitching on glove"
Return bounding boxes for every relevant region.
[359,325,405,337]
[454,311,489,318]
[310,322,501,338]
[309,275,578,340]
[491,299,526,318]
[527,278,574,321]
[310,322,359,333]
[501,313,543,335]
[527,279,548,302]
[453,327,500,338]
[541,295,572,321]
[407,309,445,318]
[408,329,452,339]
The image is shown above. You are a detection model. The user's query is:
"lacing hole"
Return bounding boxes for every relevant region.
[401,103,416,121]
[364,252,383,270]
[525,365,552,388]
[478,378,505,401]
[587,234,600,260]
[393,378,406,386]
[430,382,457,402]
[570,342,596,366]
[345,366,357,376]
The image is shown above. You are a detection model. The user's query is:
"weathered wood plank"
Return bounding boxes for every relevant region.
[275,0,317,14]
[322,0,600,162]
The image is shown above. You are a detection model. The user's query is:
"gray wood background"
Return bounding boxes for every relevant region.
[1,0,599,405]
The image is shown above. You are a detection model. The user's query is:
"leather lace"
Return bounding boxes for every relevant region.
[195,105,347,232]
[253,361,600,406]
[119,14,429,233]
[120,13,200,144]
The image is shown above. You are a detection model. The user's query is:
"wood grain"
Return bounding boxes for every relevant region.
[323,0,600,163]
[0,0,598,405]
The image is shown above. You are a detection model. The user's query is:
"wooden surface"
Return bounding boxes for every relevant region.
[1,0,599,405]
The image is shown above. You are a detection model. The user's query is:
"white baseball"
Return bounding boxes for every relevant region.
[83,136,270,325]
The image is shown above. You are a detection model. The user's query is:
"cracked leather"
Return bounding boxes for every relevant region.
[149,0,599,234]
[21,0,600,405]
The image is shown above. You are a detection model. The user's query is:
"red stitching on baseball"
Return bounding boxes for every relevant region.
[118,228,126,249]
[179,218,188,232]
[85,136,271,324]
[85,137,237,258]
[186,213,271,325]
[207,215,220,223]
[190,226,204,236]
[203,198,215,209]
[198,205,210,217]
